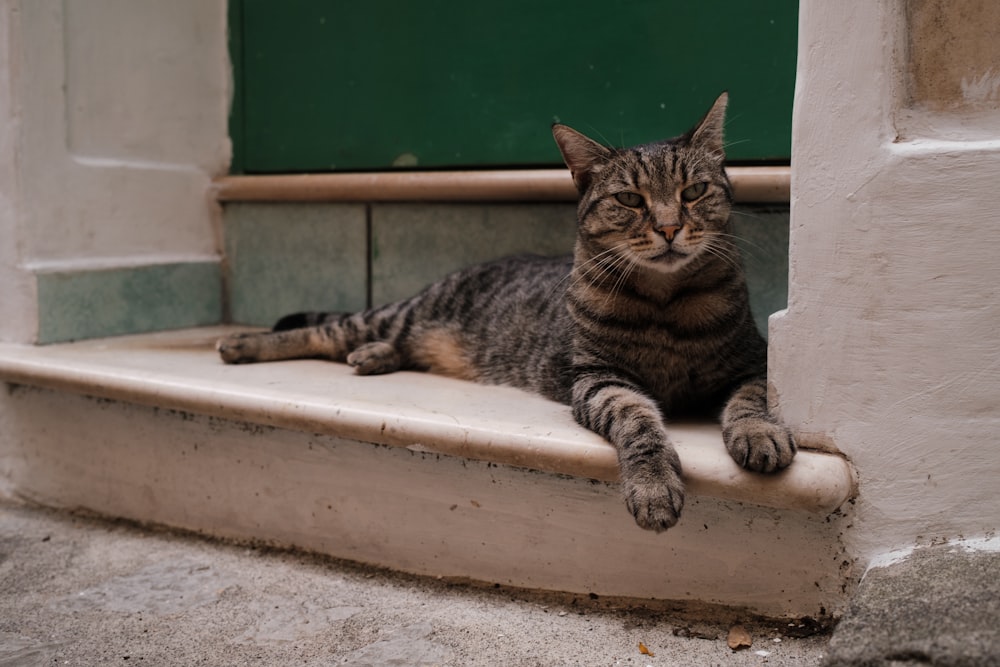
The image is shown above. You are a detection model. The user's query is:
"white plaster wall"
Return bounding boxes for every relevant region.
[0,0,230,341]
[0,2,37,342]
[770,1,1000,565]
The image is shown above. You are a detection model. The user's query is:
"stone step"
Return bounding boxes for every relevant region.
[0,327,854,617]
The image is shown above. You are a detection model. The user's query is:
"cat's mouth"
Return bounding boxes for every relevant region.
[648,247,690,264]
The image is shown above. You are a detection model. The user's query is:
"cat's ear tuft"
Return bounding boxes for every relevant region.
[687,92,728,161]
[552,124,612,193]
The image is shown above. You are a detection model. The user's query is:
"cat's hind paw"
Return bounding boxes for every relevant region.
[216,333,262,365]
[724,418,797,473]
[623,474,685,533]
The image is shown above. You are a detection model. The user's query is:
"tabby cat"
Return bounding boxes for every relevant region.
[217,92,796,532]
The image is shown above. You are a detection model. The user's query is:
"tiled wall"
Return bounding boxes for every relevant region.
[36,262,222,344]
[224,202,789,336]
[32,202,788,344]
[731,206,791,335]
[224,203,369,326]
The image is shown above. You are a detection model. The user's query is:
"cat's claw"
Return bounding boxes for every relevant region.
[623,476,685,532]
[724,418,797,473]
[216,333,260,364]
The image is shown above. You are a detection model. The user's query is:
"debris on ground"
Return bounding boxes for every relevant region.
[727,624,753,650]
[783,616,828,638]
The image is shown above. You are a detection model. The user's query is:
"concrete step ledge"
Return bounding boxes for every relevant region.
[0,327,856,617]
[0,327,853,513]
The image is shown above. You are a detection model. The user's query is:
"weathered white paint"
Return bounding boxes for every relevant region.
[770,0,1000,568]
[0,3,37,343]
[961,70,1000,105]
[864,535,1000,577]
[0,382,849,619]
[0,0,229,342]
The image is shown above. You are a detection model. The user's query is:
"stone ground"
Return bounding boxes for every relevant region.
[0,500,832,666]
[819,539,1000,667]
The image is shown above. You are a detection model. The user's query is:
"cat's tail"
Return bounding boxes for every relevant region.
[272,311,344,332]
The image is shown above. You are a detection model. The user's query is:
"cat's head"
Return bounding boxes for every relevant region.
[552,93,733,274]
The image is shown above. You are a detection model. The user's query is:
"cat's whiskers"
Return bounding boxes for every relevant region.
[700,234,744,272]
[587,245,638,311]
[570,242,641,312]
[545,243,619,298]
[707,229,766,262]
[725,211,772,255]
[728,208,767,222]
[550,242,634,308]
[703,230,748,256]
[703,229,742,246]
[603,252,639,311]
[570,242,633,290]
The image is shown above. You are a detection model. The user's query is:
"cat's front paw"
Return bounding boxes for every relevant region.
[216,333,261,364]
[346,341,402,375]
[724,418,797,473]
[623,472,685,533]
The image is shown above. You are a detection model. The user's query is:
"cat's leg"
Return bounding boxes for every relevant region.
[272,311,343,332]
[721,376,796,472]
[217,326,346,364]
[572,372,684,532]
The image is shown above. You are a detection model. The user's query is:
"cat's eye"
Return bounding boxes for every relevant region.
[680,182,708,202]
[614,192,644,207]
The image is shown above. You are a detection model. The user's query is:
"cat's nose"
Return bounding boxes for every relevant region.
[657,224,683,242]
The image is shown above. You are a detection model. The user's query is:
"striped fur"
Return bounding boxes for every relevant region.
[217,93,796,531]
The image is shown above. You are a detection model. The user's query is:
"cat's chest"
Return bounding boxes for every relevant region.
[627,343,737,414]
[569,302,744,404]
[572,293,735,355]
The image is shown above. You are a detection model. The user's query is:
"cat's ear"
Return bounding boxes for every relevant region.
[687,92,728,161]
[552,124,612,193]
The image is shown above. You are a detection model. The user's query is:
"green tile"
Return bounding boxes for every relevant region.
[225,203,368,326]
[37,262,222,344]
[371,203,577,305]
[731,205,790,336]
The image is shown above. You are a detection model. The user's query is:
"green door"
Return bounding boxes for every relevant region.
[229,1,798,174]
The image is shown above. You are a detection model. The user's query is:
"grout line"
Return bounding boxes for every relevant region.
[365,203,373,309]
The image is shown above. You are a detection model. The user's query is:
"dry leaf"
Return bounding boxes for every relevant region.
[638,641,655,657]
[727,624,752,650]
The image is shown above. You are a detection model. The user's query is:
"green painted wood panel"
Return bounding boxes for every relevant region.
[231,0,797,173]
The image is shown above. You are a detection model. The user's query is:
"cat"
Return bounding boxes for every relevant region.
[216,92,796,532]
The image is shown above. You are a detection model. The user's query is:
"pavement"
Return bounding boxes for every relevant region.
[820,540,1000,667]
[3,500,997,667]
[0,499,832,666]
